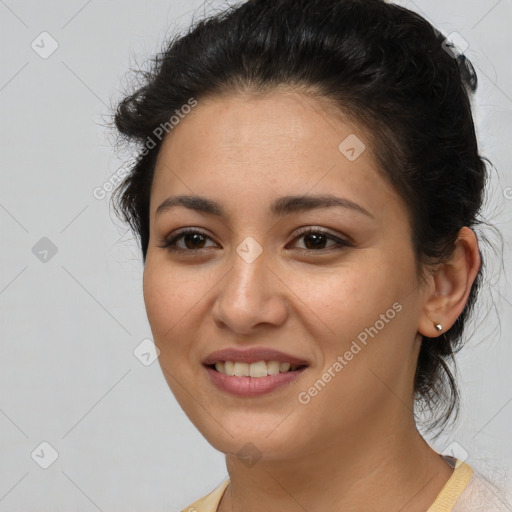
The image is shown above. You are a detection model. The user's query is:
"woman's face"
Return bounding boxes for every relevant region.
[143,90,429,460]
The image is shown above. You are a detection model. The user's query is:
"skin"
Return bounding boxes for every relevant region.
[142,89,481,511]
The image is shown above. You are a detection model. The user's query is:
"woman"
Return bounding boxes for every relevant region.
[111,0,510,509]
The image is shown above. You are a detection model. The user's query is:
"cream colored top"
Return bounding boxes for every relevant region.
[180,456,511,511]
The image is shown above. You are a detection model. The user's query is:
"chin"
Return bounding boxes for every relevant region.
[195,414,305,462]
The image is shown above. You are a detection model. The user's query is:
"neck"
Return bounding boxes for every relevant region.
[218,415,453,512]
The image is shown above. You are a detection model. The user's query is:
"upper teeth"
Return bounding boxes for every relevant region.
[214,360,301,377]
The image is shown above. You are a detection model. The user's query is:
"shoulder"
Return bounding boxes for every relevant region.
[452,470,512,511]
[427,456,511,512]
[179,479,230,512]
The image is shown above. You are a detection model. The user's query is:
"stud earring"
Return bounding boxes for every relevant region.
[434,323,443,332]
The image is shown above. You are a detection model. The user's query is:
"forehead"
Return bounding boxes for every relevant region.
[150,90,403,220]
[157,89,367,159]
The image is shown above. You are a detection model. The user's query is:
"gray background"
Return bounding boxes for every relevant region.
[1,0,511,510]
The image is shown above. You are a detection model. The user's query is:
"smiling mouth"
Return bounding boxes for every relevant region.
[206,360,308,377]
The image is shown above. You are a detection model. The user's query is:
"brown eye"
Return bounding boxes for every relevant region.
[289,227,352,252]
[157,229,217,252]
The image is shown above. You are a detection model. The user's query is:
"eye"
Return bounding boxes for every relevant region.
[157,227,352,253]
[157,228,216,252]
[288,227,352,252]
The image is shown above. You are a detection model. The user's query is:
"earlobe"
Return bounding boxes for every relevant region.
[418,227,481,338]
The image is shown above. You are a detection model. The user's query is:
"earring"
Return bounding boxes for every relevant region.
[434,323,443,332]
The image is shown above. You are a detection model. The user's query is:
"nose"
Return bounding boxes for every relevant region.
[211,246,288,335]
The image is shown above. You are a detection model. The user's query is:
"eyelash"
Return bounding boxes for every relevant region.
[157,227,352,254]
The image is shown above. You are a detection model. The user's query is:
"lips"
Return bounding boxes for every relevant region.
[202,347,309,366]
[202,347,309,397]
[204,366,307,397]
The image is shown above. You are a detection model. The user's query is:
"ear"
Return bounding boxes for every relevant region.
[418,227,481,338]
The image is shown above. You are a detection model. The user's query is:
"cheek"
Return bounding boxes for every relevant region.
[143,265,167,336]
[290,258,410,337]
[142,262,207,403]
[297,254,420,386]
[142,262,194,341]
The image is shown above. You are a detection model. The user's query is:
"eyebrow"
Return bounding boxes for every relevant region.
[155,194,374,219]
